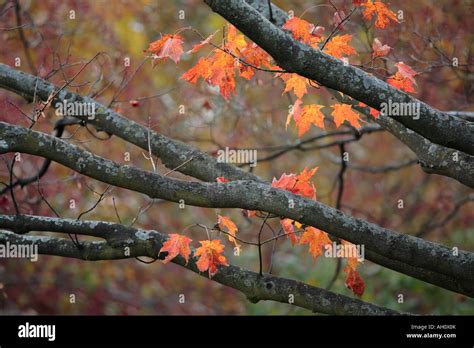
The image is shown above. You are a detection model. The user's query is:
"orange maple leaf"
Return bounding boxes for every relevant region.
[217,215,239,246]
[296,104,325,136]
[146,34,184,64]
[159,233,192,264]
[282,17,314,44]
[239,43,271,79]
[225,25,247,52]
[387,73,416,93]
[324,34,356,58]
[280,73,308,99]
[280,218,299,245]
[331,103,363,128]
[299,226,331,261]
[362,0,397,29]
[272,166,318,200]
[372,38,391,57]
[194,239,229,277]
[181,57,212,83]
[287,100,325,136]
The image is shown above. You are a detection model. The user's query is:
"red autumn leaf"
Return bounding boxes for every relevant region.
[372,38,391,57]
[280,218,299,245]
[362,0,397,29]
[217,215,239,245]
[324,34,357,58]
[299,226,331,261]
[394,61,417,85]
[282,16,314,44]
[188,30,218,54]
[145,34,184,64]
[194,239,229,277]
[239,43,271,80]
[344,268,366,297]
[159,233,192,264]
[216,176,229,183]
[331,103,363,128]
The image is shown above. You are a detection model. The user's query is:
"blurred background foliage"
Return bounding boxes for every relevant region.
[0,0,472,314]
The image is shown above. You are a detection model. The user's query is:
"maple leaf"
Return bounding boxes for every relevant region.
[287,100,325,136]
[340,240,365,296]
[394,61,417,84]
[372,38,391,57]
[281,73,308,99]
[216,176,229,183]
[362,0,397,29]
[296,104,325,137]
[188,30,218,54]
[217,215,239,246]
[272,166,318,200]
[225,25,247,52]
[344,268,365,296]
[387,72,416,93]
[282,17,314,44]
[280,218,299,245]
[194,239,229,277]
[181,57,212,83]
[324,34,356,58]
[299,226,331,261]
[239,43,271,79]
[146,34,184,64]
[159,233,192,264]
[331,103,363,128]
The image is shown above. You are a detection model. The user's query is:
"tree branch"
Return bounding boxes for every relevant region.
[0,215,401,315]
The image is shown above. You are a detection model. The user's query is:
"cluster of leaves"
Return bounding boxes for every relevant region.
[145,0,417,140]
